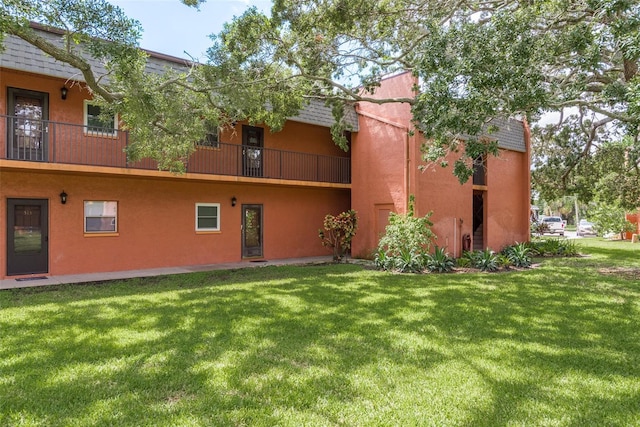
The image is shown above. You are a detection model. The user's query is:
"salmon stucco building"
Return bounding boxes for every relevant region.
[351,72,531,258]
[0,25,530,281]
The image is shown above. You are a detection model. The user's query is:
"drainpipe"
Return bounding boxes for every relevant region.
[405,128,411,213]
[522,118,532,240]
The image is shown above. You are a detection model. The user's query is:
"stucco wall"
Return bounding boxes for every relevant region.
[0,170,349,278]
[350,115,408,258]
[351,73,531,258]
[1,68,352,278]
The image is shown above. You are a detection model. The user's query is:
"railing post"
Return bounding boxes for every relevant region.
[51,121,55,163]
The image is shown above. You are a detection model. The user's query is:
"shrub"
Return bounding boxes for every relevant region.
[318,210,358,261]
[556,239,579,256]
[376,197,435,272]
[473,248,500,272]
[462,249,500,271]
[530,220,550,237]
[497,254,512,269]
[591,202,635,239]
[425,246,455,273]
[527,238,579,257]
[394,248,426,273]
[502,242,532,268]
[456,257,472,268]
[374,249,393,270]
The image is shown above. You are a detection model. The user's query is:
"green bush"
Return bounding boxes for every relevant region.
[502,242,532,268]
[425,246,455,273]
[461,249,500,272]
[318,210,358,261]
[526,238,579,257]
[530,221,550,237]
[375,197,435,272]
[591,202,635,238]
[394,249,426,273]
[456,257,472,268]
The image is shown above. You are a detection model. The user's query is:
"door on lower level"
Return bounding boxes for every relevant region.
[7,199,49,276]
[473,192,485,251]
[242,204,263,258]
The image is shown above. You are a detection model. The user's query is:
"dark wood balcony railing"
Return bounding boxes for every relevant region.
[0,115,350,184]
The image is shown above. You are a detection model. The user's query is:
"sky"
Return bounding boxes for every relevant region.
[110,0,272,60]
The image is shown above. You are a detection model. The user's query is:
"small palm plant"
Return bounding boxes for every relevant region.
[502,242,532,268]
[425,246,455,273]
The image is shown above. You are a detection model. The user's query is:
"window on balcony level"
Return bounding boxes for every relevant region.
[473,155,486,186]
[84,101,118,136]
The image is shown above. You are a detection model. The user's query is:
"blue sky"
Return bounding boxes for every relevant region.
[110,0,272,60]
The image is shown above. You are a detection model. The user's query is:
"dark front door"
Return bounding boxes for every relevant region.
[473,192,484,251]
[242,125,263,177]
[242,204,263,258]
[7,199,49,276]
[7,88,49,161]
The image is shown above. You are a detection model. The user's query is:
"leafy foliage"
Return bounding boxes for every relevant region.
[502,242,532,268]
[590,203,636,239]
[5,0,640,181]
[375,199,435,272]
[534,135,640,211]
[424,246,455,273]
[318,210,358,261]
[4,1,639,181]
[206,0,640,182]
[463,249,500,272]
[530,220,550,237]
[527,238,579,257]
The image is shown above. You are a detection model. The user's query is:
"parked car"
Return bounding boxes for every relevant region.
[577,219,596,236]
[541,216,565,236]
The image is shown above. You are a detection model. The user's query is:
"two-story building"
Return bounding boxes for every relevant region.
[351,72,531,258]
[1,25,530,280]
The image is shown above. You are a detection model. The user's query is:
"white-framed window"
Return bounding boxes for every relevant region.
[196,203,220,231]
[84,201,118,233]
[84,100,118,136]
[196,121,220,148]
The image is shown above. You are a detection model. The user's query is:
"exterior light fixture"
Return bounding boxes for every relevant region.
[231,196,237,207]
[60,86,68,100]
[60,190,68,204]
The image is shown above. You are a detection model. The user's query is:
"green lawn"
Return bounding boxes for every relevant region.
[1,239,639,426]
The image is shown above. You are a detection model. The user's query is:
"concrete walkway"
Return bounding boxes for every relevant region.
[0,256,334,290]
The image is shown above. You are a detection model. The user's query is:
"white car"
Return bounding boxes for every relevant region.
[541,216,565,236]
[577,219,596,236]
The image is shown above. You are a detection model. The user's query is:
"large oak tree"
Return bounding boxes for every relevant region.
[3,0,639,192]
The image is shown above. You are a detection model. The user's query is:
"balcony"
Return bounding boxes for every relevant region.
[0,115,350,184]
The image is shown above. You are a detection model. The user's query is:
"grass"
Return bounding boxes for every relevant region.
[1,239,639,426]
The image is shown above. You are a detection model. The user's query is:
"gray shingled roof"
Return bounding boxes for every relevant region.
[291,99,359,132]
[486,117,527,153]
[0,27,359,131]
[458,117,527,152]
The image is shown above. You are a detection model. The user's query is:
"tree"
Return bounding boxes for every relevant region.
[590,202,635,239]
[0,0,302,171]
[4,1,639,181]
[533,135,640,210]
[206,0,640,182]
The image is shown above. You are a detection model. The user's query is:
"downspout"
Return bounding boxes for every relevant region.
[405,127,411,214]
[522,118,532,240]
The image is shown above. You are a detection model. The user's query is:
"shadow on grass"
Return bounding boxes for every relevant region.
[0,257,639,425]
